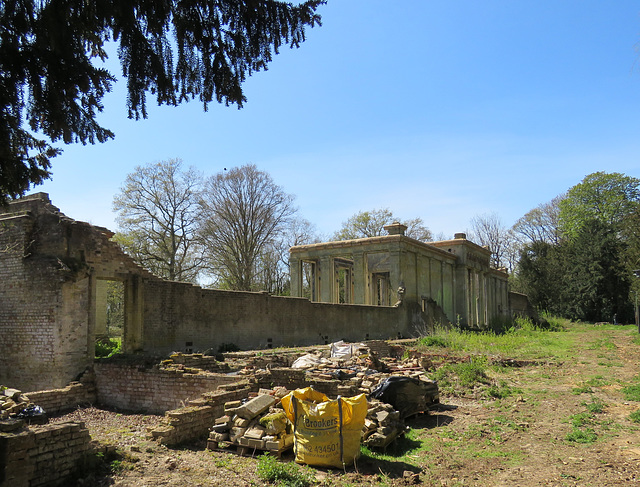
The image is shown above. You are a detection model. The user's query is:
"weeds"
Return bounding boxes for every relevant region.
[95,337,121,358]
[622,380,640,402]
[432,359,490,395]
[256,453,313,487]
[565,427,597,444]
[629,410,640,423]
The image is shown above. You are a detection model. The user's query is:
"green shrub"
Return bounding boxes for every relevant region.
[256,454,313,487]
[95,337,121,358]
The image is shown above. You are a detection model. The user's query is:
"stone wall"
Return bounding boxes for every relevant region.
[141,280,409,356]
[93,360,240,414]
[1,194,417,392]
[0,421,93,487]
[509,291,539,322]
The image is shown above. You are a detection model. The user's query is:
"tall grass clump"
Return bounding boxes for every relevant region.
[256,454,313,486]
[433,358,491,395]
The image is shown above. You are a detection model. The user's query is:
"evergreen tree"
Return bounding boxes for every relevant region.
[0,0,324,204]
[561,220,631,323]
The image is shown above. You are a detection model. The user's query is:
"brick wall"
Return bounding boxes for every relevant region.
[151,385,253,446]
[0,421,93,487]
[25,382,96,416]
[94,360,240,414]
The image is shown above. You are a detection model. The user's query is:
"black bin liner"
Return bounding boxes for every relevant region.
[17,405,48,425]
[370,376,438,418]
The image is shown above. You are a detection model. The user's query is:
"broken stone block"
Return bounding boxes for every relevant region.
[233,416,251,428]
[259,411,287,435]
[224,400,242,411]
[215,415,231,425]
[3,388,21,400]
[244,425,266,440]
[229,427,246,442]
[235,394,277,420]
[209,432,229,442]
[210,423,230,433]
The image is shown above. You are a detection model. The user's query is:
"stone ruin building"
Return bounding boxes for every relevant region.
[0,193,523,394]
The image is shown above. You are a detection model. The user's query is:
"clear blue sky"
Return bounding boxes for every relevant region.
[37,0,640,240]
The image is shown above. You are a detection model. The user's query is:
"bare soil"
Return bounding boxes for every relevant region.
[53,325,640,486]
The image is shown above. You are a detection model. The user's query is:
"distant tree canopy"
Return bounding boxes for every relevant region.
[0,0,324,204]
[333,208,432,242]
[113,158,204,282]
[198,164,297,291]
[512,171,639,323]
[558,172,640,239]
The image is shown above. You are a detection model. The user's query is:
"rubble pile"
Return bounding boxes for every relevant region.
[0,386,28,419]
[363,398,406,449]
[160,353,232,373]
[207,388,294,455]
[0,386,48,424]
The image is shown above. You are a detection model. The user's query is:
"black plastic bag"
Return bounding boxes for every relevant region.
[17,404,48,424]
[370,376,438,418]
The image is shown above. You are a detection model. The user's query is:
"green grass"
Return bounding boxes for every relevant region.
[432,359,491,395]
[629,410,640,423]
[622,383,640,401]
[415,320,574,361]
[256,453,313,487]
[565,427,597,444]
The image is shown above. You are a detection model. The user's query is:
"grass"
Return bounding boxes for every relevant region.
[565,427,597,444]
[622,380,640,402]
[256,453,313,487]
[416,318,575,361]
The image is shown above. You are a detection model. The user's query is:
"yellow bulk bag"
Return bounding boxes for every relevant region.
[281,387,367,468]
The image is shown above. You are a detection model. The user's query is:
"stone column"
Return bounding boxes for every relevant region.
[352,251,367,305]
[318,256,333,303]
[94,279,108,337]
[289,256,301,298]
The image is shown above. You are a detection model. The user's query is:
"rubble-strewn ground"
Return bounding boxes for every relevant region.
[52,322,640,486]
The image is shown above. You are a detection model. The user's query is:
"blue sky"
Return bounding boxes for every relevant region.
[37,0,640,240]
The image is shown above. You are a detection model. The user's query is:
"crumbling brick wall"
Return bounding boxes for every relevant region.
[1,194,412,393]
[25,382,95,417]
[0,421,93,487]
[93,360,240,414]
[151,385,253,446]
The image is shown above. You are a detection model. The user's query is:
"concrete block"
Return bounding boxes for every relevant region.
[235,394,277,420]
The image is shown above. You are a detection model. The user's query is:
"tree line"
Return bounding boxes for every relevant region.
[114,162,640,323]
[469,172,640,324]
[113,159,434,294]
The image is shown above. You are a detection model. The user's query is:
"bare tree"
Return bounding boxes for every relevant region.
[113,158,204,282]
[254,218,319,295]
[334,208,432,241]
[469,212,515,271]
[512,195,564,246]
[199,164,296,291]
